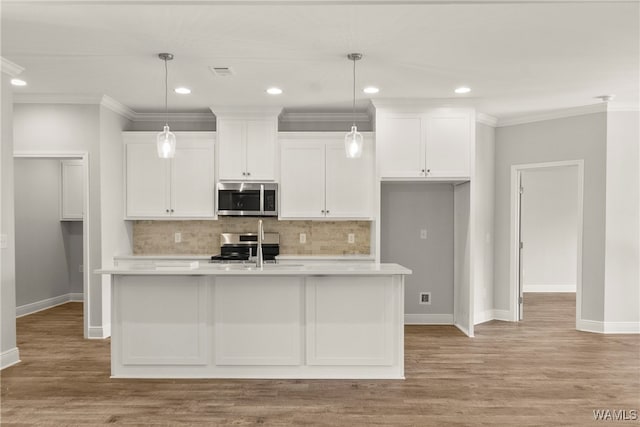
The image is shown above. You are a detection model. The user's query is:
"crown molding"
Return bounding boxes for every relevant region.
[278,131,374,140]
[497,103,608,127]
[476,112,498,127]
[13,93,105,105]
[134,112,215,122]
[1,58,24,77]
[280,111,372,123]
[210,105,282,118]
[371,98,476,112]
[100,95,136,120]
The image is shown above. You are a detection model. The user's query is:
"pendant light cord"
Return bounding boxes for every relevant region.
[164,58,169,127]
[352,57,356,127]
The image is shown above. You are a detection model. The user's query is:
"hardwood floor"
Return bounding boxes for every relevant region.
[1,294,638,426]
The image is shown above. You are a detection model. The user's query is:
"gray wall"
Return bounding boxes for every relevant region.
[13,103,104,330]
[128,119,215,132]
[495,113,607,322]
[63,222,83,294]
[381,183,454,317]
[15,159,83,306]
[1,73,18,362]
[521,166,579,291]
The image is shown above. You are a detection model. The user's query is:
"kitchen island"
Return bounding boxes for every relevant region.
[98,262,411,379]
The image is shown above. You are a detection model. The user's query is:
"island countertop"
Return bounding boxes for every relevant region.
[97,262,411,276]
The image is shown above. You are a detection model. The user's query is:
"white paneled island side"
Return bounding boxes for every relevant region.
[97,262,411,379]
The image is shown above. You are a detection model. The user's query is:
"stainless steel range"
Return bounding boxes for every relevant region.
[210,232,280,263]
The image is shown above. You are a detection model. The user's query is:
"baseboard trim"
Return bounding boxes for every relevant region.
[474,309,494,325]
[0,347,21,370]
[16,293,83,318]
[492,309,512,321]
[69,293,84,302]
[404,313,453,325]
[454,323,473,337]
[88,325,111,339]
[523,284,576,293]
[578,319,640,334]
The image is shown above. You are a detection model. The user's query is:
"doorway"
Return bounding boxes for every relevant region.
[14,152,90,338]
[511,160,584,326]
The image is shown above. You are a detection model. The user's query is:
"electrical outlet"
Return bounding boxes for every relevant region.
[299,233,306,244]
[419,292,431,305]
[174,232,182,243]
[420,229,427,240]
[79,264,83,273]
[348,233,355,244]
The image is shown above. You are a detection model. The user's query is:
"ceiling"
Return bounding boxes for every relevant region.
[2,1,638,120]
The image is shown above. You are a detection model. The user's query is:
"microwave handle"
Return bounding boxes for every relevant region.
[260,184,264,215]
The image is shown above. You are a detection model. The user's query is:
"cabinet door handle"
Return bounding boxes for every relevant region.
[426,169,431,174]
[166,209,169,213]
[171,209,174,213]
[247,172,251,176]
[242,172,246,176]
[326,210,330,215]
[321,210,325,214]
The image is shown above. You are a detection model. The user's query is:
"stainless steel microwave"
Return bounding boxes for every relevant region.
[217,182,278,216]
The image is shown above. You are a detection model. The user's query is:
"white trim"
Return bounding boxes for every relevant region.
[476,112,498,127]
[404,313,453,325]
[0,348,20,370]
[278,131,374,140]
[14,93,105,105]
[497,103,607,127]
[607,102,640,112]
[210,106,282,118]
[100,95,136,120]
[510,160,585,326]
[69,293,84,301]
[280,111,371,123]
[371,98,476,111]
[474,309,494,325]
[492,309,512,322]
[523,284,576,293]
[133,112,214,122]
[16,294,75,317]
[88,325,110,339]
[454,323,473,337]
[1,57,24,77]
[579,320,640,334]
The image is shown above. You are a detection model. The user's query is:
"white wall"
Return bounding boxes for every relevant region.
[521,166,579,292]
[380,183,454,323]
[1,73,19,368]
[99,106,133,334]
[495,113,607,322]
[473,123,495,324]
[14,159,83,308]
[604,111,640,327]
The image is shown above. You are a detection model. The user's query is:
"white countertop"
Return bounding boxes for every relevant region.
[97,261,411,276]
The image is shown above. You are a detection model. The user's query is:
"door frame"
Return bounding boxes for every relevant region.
[509,160,584,326]
[14,151,90,339]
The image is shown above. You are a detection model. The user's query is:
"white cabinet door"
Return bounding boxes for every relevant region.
[245,119,276,181]
[126,143,170,217]
[377,115,423,178]
[217,119,245,180]
[425,113,471,178]
[60,160,84,220]
[280,142,325,218]
[171,142,215,217]
[325,141,373,219]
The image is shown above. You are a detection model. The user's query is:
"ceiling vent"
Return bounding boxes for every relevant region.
[209,66,235,77]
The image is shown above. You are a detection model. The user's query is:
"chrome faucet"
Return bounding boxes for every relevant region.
[256,219,264,268]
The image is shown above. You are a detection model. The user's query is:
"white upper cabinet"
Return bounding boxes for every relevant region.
[279,134,374,220]
[376,107,474,180]
[216,117,277,181]
[124,132,215,219]
[60,160,84,221]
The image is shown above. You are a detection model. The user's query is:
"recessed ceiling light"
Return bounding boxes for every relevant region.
[174,87,191,95]
[266,87,283,95]
[363,86,379,94]
[454,86,471,94]
[11,78,27,87]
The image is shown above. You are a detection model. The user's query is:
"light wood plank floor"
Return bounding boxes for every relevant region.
[1,293,639,426]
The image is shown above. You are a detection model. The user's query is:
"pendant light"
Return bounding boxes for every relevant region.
[345,53,363,159]
[157,53,176,158]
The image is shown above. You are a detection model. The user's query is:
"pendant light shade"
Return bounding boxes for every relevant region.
[157,125,176,158]
[157,53,176,158]
[345,125,363,159]
[345,53,363,158]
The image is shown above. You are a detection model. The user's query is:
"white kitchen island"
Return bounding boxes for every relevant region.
[98,262,411,379]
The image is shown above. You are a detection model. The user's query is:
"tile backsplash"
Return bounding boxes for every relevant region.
[133,218,371,256]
